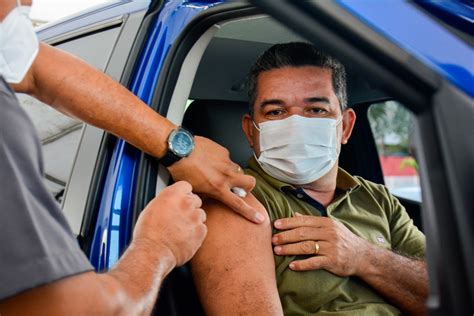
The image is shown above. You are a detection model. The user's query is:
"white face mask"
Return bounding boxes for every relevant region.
[254,115,342,185]
[0,2,39,84]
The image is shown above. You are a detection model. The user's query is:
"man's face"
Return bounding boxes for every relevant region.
[242,66,354,157]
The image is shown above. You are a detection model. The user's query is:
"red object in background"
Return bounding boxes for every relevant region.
[379,156,417,176]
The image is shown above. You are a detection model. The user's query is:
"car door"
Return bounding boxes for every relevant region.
[248,1,473,315]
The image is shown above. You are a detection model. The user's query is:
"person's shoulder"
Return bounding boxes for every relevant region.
[351,175,396,210]
[353,175,389,196]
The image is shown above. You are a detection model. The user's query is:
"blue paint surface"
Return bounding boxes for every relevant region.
[336,0,474,97]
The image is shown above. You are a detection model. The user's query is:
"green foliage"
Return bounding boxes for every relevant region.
[368,101,414,155]
[400,157,419,172]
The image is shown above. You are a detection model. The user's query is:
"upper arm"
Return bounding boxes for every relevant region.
[387,191,426,258]
[191,194,283,315]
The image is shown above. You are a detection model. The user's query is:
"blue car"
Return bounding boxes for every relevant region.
[32,0,473,314]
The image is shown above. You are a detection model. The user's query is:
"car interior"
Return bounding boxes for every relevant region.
[147,14,424,315]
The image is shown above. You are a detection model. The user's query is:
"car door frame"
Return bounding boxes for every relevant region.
[248,0,473,314]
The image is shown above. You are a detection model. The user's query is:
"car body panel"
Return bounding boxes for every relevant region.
[336,0,474,97]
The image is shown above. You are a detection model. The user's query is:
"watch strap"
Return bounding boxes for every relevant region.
[160,150,181,167]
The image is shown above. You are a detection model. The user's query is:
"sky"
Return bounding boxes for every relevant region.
[30,0,108,22]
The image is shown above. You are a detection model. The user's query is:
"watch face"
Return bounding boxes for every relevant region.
[170,129,194,157]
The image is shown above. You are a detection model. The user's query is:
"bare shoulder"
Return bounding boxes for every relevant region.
[192,194,282,315]
[202,193,270,225]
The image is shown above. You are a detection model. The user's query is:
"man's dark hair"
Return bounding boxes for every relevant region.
[247,42,347,116]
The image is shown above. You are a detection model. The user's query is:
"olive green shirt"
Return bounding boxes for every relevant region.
[246,158,425,315]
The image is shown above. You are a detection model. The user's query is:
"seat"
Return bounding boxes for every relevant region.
[182,99,253,167]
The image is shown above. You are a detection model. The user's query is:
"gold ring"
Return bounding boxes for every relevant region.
[236,166,243,174]
[314,241,320,255]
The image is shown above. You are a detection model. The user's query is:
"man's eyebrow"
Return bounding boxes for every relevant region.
[259,99,285,108]
[258,97,331,108]
[304,97,330,104]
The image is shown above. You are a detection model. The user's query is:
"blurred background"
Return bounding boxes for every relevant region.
[30,0,107,25]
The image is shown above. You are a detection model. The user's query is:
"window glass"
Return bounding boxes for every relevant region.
[368,101,421,202]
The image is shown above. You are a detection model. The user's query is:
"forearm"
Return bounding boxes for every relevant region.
[106,240,177,315]
[0,241,176,315]
[357,245,428,315]
[14,43,174,158]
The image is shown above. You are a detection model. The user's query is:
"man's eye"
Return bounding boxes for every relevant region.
[267,109,285,116]
[309,108,327,114]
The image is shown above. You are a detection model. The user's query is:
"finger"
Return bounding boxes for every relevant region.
[218,190,265,224]
[272,227,329,245]
[228,173,256,192]
[274,215,331,230]
[197,208,207,223]
[170,180,193,193]
[188,193,203,209]
[289,256,329,271]
[274,240,328,256]
[232,163,244,175]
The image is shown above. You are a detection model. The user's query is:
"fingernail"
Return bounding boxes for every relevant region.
[295,212,303,217]
[274,220,282,228]
[255,212,265,223]
[274,246,282,254]
[289,263,295,269]
[272,236,278,244]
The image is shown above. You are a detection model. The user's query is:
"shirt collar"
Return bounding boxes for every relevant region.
[247,156,360,193]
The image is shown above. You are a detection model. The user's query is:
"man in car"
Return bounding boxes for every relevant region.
[192,42,428,315]
[0,0,262,313]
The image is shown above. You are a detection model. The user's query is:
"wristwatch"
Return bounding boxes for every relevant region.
[160,127,195,167]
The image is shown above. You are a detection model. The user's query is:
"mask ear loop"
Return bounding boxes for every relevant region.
[251,120,262,163]
[336,115,347,158]
[252,120,261,131]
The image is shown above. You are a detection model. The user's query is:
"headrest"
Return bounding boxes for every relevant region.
[182,100,253,167]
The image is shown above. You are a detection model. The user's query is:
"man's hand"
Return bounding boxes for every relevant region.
[272,213,371,276]
[168,136,264,224]
[133,181,207,267]
[272,213,428,315]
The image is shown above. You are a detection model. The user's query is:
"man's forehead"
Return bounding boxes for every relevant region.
[257,66,332,90]
[256,67,334,97]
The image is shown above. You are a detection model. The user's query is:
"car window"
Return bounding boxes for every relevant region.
[16,93,84,203]
[367,101,421,202]
[16,26,122,204]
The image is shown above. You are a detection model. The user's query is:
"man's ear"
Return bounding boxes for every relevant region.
[242,114,254,148]
[341,108,356,145]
